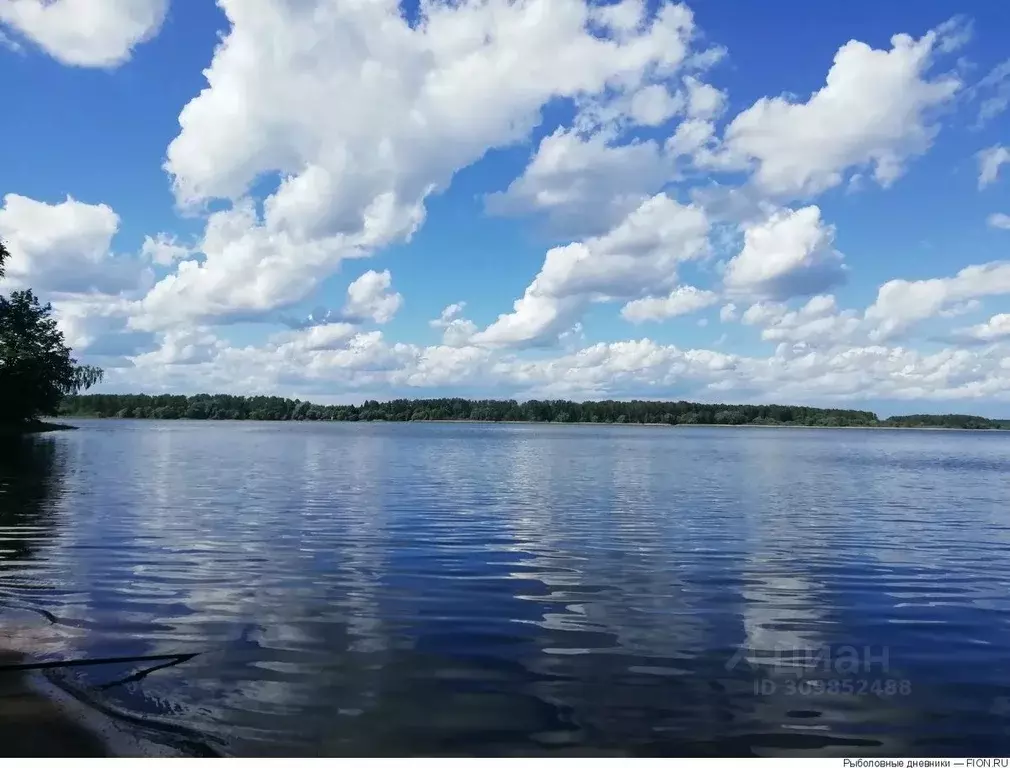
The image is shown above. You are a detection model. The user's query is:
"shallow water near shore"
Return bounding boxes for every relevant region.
[3,420,1010,756]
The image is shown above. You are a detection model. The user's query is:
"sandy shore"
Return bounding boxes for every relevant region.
[0,652,109,756]
[0,609,188,758]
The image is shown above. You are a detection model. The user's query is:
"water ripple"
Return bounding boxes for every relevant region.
[2,422,1010,755]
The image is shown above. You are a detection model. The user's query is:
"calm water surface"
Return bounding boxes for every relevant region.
[2,421,1010,756]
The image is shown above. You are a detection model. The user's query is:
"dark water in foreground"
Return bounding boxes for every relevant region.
[2,420,1010,756]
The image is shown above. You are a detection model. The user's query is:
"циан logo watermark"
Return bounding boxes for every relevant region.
[725,643,912,697]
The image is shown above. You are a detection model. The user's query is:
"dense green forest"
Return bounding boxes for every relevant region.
[880,413,1010,430]
[58,394,1010,429]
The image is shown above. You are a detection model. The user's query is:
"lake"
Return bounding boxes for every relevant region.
[2,420,1010,756]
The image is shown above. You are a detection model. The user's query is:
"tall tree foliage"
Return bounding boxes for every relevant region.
[0,240,103,425]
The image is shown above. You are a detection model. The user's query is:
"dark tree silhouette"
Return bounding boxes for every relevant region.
[0,240,103,427]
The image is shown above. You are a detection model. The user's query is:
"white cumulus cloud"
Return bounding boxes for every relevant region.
[485,128,671,236]
[955,314,1010,343]
[0,0,167,67]
[0,193,149,295]
[746,295,862,346]
[429,302,477,347]
[621,285,718,323]
[474,193,709,347]
[719,303,739,322]
[714,27,960,197]
[723,206,845,300]
[140,233,194,267]
[866,261,1010,340]
[141,0,705,330]
[343,269,402,325]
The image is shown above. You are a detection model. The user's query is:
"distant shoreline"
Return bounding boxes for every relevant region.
[381,419,1006,432]
[52,416,1008,433]
[671,422,1006,432]
[59,395,1008,431]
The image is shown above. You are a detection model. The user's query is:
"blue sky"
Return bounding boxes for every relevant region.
[2,0,1010,415]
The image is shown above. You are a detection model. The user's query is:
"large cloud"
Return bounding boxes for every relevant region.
[955,313,1010,343]
[620,285,718,324]
[485,129,671,236]
[712,27,960,197]
[0,193,162,357]
[341,269,403,325]
[0,0,167,67]
[429,302,478,347]
[0,193,149,295]
[866,262,1010,340]
[137,0,705,330]
[52,294,153,357]
[740,294,862,347]
[723,206,845,300]
[473,193,710,347]
[484,71,727,237]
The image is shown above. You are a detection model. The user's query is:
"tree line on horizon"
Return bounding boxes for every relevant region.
[1,241,103,429]
[58,393,1009,429]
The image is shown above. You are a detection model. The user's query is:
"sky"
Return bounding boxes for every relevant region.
[2,0,1010,415]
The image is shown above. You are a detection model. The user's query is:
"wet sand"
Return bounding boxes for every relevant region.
[0,609,188,758]
[0,650,109,757]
